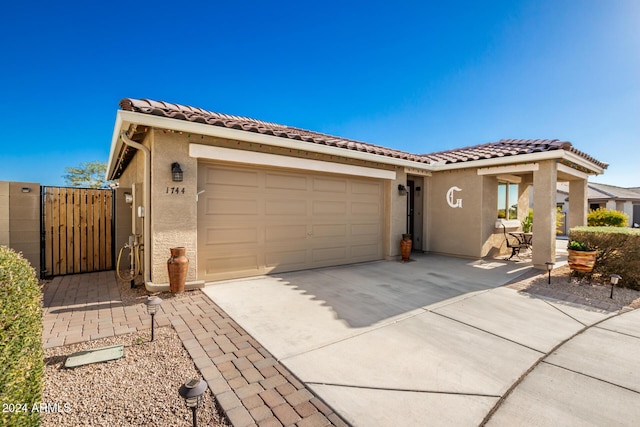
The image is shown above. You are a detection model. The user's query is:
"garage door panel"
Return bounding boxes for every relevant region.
[266,225,307,242]
[312,224,347,238]
[351,223,381,237]
[313,177,347,193]
[207,198,258,215]
[205,167,260,188]
[202,254,260,275]
[312,246,347,263]
[351,181,381,194]
[351,201,380,215]
[265,173,308,191]
[198,161,384,281]
[313,201,347,215]
[205,227,258,245]
[350,243,381,259]
[265,199,307,215]
[265,250,308,269]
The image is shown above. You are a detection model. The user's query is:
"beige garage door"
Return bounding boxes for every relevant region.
[197,161,385,281]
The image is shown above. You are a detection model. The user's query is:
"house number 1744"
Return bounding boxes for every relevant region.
[166,187,186,195]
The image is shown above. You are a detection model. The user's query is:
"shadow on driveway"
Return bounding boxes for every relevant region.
[239,253,533,329]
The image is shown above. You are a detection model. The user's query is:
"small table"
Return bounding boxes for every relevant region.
[509,232,533,248]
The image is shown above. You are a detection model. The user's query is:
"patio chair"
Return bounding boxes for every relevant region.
[502,224,529,260]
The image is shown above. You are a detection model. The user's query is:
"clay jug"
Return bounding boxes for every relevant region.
[167,247,188,293]
[400,234,412,261]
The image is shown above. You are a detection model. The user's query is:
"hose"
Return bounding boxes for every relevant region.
[115,243,142,282]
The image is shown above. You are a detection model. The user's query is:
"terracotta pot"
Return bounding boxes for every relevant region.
[167,247,189,293]
[567,249,597,273]
[400,234,412,261]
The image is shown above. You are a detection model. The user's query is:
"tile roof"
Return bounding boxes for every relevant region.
[119,98,607,170]
[588,182,640,200]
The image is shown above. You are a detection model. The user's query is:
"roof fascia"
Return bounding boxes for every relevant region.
[106,112,126,180]
[435,150,605,175]
[117,110,434,171]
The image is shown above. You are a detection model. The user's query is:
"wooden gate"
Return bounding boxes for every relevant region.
[41,187,114,277]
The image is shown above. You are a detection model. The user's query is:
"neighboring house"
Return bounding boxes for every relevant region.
[557,182,640,228]
[106,98,607,291]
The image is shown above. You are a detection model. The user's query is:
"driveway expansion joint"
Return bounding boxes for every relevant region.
[479,308,629,426]
[306,382,501,398]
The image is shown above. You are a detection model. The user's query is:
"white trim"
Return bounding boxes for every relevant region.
[496,174,522,184]
[189,144,397,180]
[404,167,432,177]
[557,163,590,180]
[477,163,539,175]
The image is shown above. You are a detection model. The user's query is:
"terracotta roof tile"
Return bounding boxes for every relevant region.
[119,98,607,170]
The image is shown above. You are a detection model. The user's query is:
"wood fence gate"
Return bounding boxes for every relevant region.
[41,187,114,277]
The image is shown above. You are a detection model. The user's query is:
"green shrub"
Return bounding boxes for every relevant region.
[587,207,629,227]
[569,227,640,289]
[0,246,43,427]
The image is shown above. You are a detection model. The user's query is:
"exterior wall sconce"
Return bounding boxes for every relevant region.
[398,184,407,196]
[21,187,31,193]
[172,162,184,182]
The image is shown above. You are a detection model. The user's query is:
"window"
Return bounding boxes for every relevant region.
[498,182,519,219]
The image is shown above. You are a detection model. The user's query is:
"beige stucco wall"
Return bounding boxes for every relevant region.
[428,169,486,258]
[0,182,41,276]
[149,130,198,284]
[388,167,407,258]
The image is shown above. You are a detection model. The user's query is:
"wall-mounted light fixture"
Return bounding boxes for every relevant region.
[416,186,421,192]
[124,192,133,204]
[398,184,407,196]
[172,162,183,182]
[21,187,31,193]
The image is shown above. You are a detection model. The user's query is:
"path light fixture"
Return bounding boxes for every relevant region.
[610,274,621,299]
[145,296,162,341]
[179,378,207,427]
[545,262,554,285]
[171,162,184,182]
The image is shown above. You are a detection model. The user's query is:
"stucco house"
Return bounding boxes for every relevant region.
[557,182,640,228]
[106,98,607,291]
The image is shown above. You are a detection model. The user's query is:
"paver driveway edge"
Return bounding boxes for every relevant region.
[479,308,624,426]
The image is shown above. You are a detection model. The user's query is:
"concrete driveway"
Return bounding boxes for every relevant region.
[202,254,640,426]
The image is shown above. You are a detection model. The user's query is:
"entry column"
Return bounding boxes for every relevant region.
[568,179,588,229]
[532,160,557,269]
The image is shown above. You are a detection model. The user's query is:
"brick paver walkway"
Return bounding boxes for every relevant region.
[43,272,347,427]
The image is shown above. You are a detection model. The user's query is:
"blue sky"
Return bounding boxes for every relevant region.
[1,0,638,187]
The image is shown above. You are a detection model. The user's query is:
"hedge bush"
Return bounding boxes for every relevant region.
[0,246,43,427]
[569,227,640,289]
[587,207,629,227]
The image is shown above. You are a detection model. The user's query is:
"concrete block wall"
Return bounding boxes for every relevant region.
[0,181,41,277]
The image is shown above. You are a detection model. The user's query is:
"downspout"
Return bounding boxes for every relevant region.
[120,131,152,287]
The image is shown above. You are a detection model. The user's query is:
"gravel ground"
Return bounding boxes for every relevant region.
[507,265,640,311]
[42,275,229,427]
[42,326,230,427]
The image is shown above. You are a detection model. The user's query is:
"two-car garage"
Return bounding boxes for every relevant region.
[197,160,388,282]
